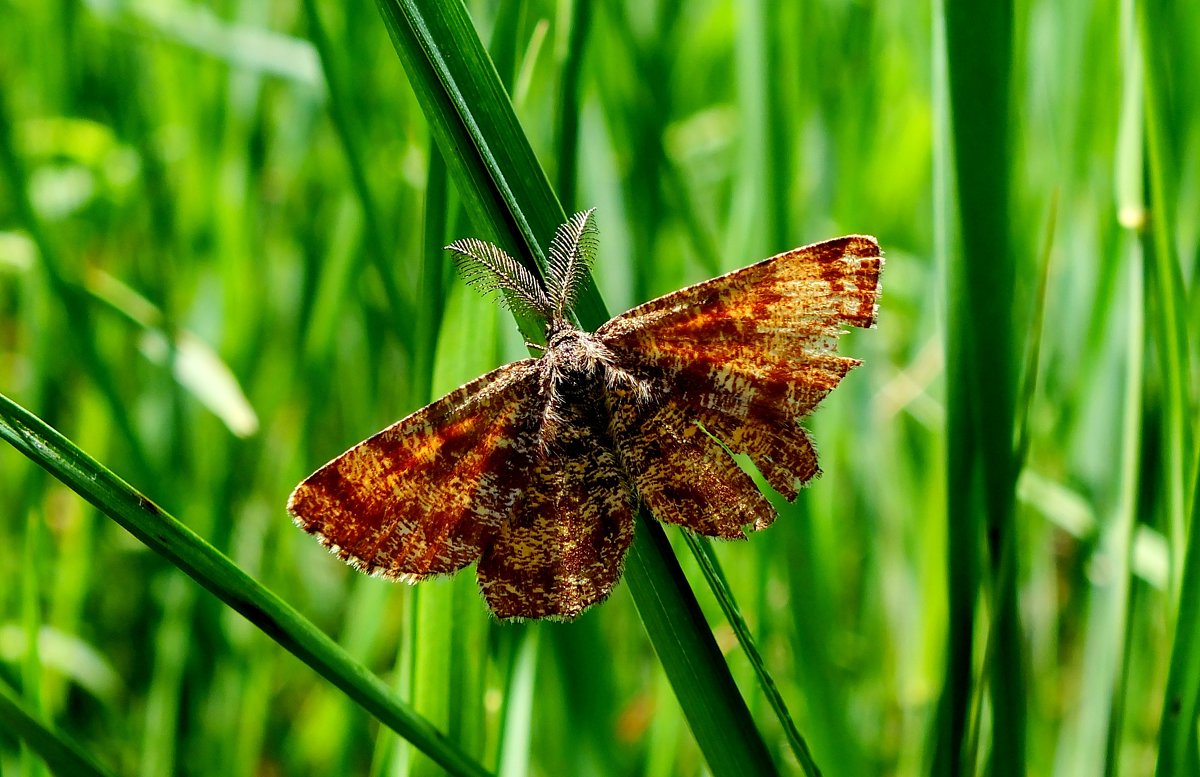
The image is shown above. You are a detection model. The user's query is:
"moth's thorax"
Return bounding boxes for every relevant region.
[530,325,616,453]
[540,323,652,411]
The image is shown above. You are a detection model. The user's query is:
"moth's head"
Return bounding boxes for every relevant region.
[444,209,599,336]
[544,326,617,384]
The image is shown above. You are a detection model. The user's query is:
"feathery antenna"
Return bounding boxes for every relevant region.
[546,209,598,318]
[445,238,554,320]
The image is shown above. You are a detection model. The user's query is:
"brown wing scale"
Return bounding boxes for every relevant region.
[600,235,882,530]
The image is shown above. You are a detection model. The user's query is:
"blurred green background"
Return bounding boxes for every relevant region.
[1,0,1197,775]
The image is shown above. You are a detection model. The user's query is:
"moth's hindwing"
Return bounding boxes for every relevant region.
[477,398,635,620]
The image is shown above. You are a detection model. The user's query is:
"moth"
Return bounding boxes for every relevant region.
[288,210,882,620]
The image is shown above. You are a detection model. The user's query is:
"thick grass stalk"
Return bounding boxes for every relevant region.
[371,0,571,343]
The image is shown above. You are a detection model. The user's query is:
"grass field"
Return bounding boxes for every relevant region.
[1,0,1198,775]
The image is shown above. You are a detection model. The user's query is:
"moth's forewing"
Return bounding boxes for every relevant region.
[598,235,882,523]
[287,360,542,581]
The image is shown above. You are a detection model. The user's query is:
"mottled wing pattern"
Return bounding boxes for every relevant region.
[598,235,882,535]
[478,398,635,619]
[606,392,775,539]
[287,360,543,581]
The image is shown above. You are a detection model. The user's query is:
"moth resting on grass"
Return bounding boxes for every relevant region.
[288,210,882,620]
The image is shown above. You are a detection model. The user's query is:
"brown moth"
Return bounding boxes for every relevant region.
[288,210,882,620]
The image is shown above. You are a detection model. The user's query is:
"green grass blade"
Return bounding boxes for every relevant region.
[0,677,119,777]
[681,533,819,776]
[404,242,505,776]
[553,0,593,210]
[20,475,49,777]
[936,0,1023,774]
[371,1,778,772]
[495,626,539,777]
[0,392,492,777]
[300,0,415,357]
[624,518,777,775]
[1147,0,1200,761]
[1051,6,1145,771]
[1055,243,1143,776]
[1157,446,1200,777]
[0,79,151,476]
[1139,0,1194,604]
[372,0,561,343]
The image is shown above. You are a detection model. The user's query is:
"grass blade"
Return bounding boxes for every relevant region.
[371,1,778,772]
[372,0,563,343]
[300,0,415,357]
[936,0,1023,773]
[0,392,492,777]
[624,517,777,775]
[1054,242,1143,775]
[0,678,118,777]
[1146,0,1200,765]
[1139,0,1194,602]
[681,533,820,776]
[0,76,151,475]
[553,0,593,209]
[1157,445,1200,777]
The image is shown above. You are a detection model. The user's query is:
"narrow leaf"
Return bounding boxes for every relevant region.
[0,678,118,777]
